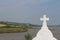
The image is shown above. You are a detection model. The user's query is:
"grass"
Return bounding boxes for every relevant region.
[0,24,6,27]
[0,22,32,33]
[25,33,32,40]
[0,28,28,33]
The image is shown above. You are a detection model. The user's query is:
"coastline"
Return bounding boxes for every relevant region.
[0,27,60,40]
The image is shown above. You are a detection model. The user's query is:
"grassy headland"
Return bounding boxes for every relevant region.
[0,21,29,33]
[0,21,40,33]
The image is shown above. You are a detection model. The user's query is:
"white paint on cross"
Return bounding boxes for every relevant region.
[40,15,49,29]
[40,15,49,21]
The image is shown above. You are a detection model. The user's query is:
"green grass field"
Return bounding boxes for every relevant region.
[0,28,28,33]
[0,22,28,33]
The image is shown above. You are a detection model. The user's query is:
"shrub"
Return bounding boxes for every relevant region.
[25,33,32,40]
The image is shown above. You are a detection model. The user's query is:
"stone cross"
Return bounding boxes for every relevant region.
[40,15,49,28]
[32,15,57,40]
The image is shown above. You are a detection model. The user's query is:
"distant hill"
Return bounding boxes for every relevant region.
[0,21,41,28]
[0,21,59,28]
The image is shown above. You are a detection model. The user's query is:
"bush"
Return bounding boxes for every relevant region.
[25,33,32,40]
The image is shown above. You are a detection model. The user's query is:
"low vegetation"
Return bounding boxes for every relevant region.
[0,28,28,33]
[0,21,29,33]
[25,33,32,40]
[0,21,40,33]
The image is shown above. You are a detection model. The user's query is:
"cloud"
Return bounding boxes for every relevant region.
[0,0,50,9]
[15,0,50,9]
[16,1,29,8]
[32,0,50,4]
[1,0,28,9]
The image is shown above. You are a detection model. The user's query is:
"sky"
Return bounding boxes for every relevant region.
[0,0,60,25]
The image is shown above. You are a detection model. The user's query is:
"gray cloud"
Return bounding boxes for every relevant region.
[31,0,50,4]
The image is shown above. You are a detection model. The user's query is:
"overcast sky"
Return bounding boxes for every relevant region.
[0,0,60,25]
